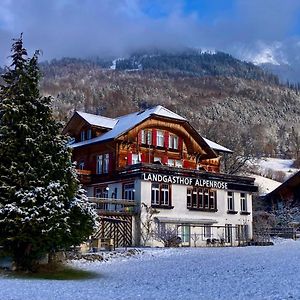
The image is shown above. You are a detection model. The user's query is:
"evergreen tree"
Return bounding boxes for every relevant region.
[0,35,97,271]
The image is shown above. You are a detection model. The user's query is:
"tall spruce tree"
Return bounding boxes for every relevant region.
[0,35,97,270]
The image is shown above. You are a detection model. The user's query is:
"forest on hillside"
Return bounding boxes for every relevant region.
[1,51,300,170]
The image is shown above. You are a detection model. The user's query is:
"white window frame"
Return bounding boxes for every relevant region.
[87,129,92,140]
[167,159,175,166]
[169,135,178,149]
[151,183,160,205]
[240,193,247,212]
[175,160,183,168]
[157,130,164,147]
[96,155,103,174]
[132,154,139,165]
[81,130,85,141]
[227,192,234,211]
[124,183,135,200]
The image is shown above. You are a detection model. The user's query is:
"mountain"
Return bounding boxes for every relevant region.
[37,50,300,162]
[112,50,279,84]
[243,40,300,85]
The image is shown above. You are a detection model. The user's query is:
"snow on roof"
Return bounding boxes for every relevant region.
[76,111,118,129]
[203,138,233,153]
[71,106,186,148]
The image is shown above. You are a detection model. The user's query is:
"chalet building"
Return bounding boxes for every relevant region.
[264,171,300,210]
[63,106,258,248]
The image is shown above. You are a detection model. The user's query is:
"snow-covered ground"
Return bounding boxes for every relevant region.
[253,157,298,179]
[2,240,300,300]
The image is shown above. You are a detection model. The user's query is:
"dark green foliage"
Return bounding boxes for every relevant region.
[115,50,279,84]
[0,35,97,271]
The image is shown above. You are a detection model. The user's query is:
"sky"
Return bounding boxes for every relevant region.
[1,0,300,66]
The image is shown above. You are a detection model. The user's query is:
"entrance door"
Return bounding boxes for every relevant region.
[179,225,190,246]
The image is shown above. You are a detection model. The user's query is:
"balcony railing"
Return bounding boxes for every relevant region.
[88,197,138,215]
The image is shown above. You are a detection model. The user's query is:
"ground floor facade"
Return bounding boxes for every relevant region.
[84,164,257,248]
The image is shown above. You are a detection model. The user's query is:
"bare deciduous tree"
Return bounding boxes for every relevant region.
[140,203,159,246]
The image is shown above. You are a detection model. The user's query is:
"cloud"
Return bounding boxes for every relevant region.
[0,0,300,65]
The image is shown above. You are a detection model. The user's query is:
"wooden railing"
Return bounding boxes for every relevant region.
[88,197,138,215]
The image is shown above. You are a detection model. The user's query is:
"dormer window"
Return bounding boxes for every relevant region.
[87,129,92,140]
[157,130,164,147]
[81,130,85,141]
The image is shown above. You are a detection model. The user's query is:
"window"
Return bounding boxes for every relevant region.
[141,129,152,145]
[227,192,234,211]
[96,154,110,174]
[169,135,178,149]
[151,183,160,205]
[240,193,247,212]
[103,154,109,173]
[175,160,183,168]
[78,161,85,170]
[87,129,92,140]
[80,130,85,141]
[167,159,175,166]
[204,225,212,238]
[187,189,192,208]
[124,183,135,200]
[160,184,169,205]
[154,157,161,163]
[95,187,109,198]
[151,183,171,207]
[204,189,209,208]
[187,188,216,211]
[181,225,190,243]
[132,154,139,165]
[225,224,232,243]
[157,130,164,147]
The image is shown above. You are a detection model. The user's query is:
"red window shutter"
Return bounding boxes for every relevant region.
[183,159,189,169]
[138,131,142,144]
[152,129,157,146]
[164,131,169,148]
[141,152,147,163]
[127,152,132,165]
[162,155,168,165]
[109,153,114,172]
[178,137,183,151]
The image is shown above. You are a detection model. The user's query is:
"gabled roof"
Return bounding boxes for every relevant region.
[266,170,300,199]
[70,105,186,148]
[203,138,233,153]
[67,105,230,158]
[76,111,118,129]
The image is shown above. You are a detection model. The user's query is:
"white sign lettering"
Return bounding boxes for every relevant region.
[142,173,228,189]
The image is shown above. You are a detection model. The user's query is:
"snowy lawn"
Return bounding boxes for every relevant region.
[1,239,300,300]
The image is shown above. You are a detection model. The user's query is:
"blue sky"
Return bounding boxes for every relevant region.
[1,0,300,65]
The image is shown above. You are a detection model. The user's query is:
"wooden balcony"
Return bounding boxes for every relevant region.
[88,197,139,216]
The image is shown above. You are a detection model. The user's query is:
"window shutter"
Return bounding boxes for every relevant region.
[138,131,142,144]
[152,129,157,146]
[183,159,189,169]
[162,155,168,165]
[141,152,147,163]
[127,152,132,165]
[164,131,169,148]
[178,137,183,151]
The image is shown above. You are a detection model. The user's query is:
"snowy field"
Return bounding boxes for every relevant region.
[1,239,300,300]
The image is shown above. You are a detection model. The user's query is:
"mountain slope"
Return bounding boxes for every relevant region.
[38,51,300,160]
